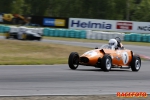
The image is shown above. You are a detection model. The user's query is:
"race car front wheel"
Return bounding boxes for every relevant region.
[131,55,141,72]
[37,37,42,41]
[101,54,112,72]
[68,52,79,70]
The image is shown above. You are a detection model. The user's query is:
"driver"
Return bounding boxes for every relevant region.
[108,39,118,50]
[108,38,124,50]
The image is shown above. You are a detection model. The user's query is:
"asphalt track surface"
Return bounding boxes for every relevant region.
[0,61,150,96]
[0,37,150,96]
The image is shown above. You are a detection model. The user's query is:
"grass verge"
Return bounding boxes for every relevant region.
[43,36,150,46]
[0,39,90,65]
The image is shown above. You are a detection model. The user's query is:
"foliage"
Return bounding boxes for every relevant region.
[0,0,150,21]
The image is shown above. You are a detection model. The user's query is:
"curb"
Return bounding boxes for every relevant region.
[139,54,150,61]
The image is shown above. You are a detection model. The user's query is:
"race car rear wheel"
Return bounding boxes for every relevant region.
[101,54,112,72]
[131,55,141,72]
[22,33,27,40]
[5,32,10,39]
[68,52,79,70]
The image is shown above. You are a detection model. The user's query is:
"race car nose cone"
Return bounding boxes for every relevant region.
[80,57,89,63]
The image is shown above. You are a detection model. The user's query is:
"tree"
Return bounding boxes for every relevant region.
[0,0,14,13]
[24,0,51,16]
[11,0,25,14]
[0,0,149,22]
[131,0,150,21]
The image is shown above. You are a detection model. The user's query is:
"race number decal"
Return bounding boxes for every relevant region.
[122,52,129,64]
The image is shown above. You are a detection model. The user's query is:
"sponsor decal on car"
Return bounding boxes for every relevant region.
[116,56,121,60]
[116,22,133,30]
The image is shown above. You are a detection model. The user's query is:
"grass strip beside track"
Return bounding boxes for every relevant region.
[44,37,150,46]
[0,39,90,65]
[1,33,150,46]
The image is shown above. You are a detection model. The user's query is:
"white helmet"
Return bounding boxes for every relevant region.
[108,39,118,49]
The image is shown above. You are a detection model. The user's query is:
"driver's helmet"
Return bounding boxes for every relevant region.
[108,39,118,49]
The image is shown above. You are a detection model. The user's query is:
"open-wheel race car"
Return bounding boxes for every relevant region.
[68,37,141,72]
[5,26,42,41]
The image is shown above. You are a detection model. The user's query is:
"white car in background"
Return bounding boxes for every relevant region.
[5,26,43,41]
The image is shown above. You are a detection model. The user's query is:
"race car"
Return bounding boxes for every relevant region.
[68,37,141,72]
[5,26,42,41]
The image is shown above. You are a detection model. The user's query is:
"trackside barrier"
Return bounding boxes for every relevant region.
[0,25,5,33]
[86,31,125,41]
[0,25,10,33]
[124,33,150,42]
[43,28,87,39]
[1,25,150,43]
[148,35,150,42]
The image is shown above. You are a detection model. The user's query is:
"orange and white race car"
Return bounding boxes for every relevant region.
[68,37,141,72]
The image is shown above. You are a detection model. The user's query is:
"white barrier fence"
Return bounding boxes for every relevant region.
[86,30,125,40]
[6,25,125,41]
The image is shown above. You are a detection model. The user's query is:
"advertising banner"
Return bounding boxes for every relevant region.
[133,22,150,33]
[43,18,55,26]
[43,18,66,27]
[69,18,150,33]
[30,16,68,28]
[69,18,115,31]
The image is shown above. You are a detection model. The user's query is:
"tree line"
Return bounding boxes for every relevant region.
[0,0,150,22]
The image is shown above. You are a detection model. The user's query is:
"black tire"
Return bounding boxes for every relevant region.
[68,52,79,70]
[13,35,18,39]
[22,33,27,40]
[37,37,42,41]
[131,55,141,72]
[5,33,10,39]
[101,54,112,72]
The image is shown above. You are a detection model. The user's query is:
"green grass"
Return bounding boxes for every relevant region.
[0,39,90,65]
[0,35,149,65]
[43,36,150,46]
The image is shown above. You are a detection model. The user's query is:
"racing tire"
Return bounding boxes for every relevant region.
[5,32,10,39]
[130,55,141,72]
[13,35,18,39]
[101,54,112,72]
[68,52,79,70]
[37,37,42,41]
[22,33,27,40]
